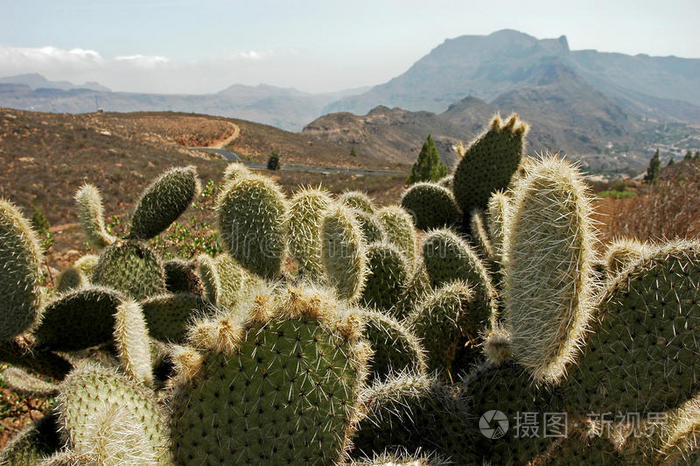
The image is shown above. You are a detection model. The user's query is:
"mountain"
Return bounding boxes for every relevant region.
[0,73,110,92]
[0,75,367,131]
[325,29,700,123]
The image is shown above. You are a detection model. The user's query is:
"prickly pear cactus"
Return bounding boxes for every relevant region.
[141,293,215,343]
[452,114,527,214]
[407,282,474,374]
[361,308,427,381]
[360,243,410,312]
[0,199,43,342]
[2,367,58,397]
[214,252,262,310]
[93,240,166,301]
[376,206,417,266]
[340,191,376,214]
[470,209,494,261]
[564,240,700,416]
[287,187,333,279]
[113,300,153,385]
[33,287,124,351]
[400,182,460,231]
[486,191,509,265]
[169,285,371,464]
[321,205,368,302]
[55,362,170,464]
[163,258,203,295]
[351,449,451,465]
[55,266,87,293]
[129,166,200,240]
[353,209,386,244]
[218,175,287,279]
[195,253,220,304]
[74,184,115,249]
[604,237,650,277]
[0,413,61,465]
[437,175,453,189]
[222,162,251,184]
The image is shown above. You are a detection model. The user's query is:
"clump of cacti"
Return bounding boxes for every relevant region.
[1,115,699,465]
[400,182,460,230]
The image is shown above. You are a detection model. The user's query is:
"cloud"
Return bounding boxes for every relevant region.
[236,50,273,60]
[114,54,170,66]
[0,45,104,68]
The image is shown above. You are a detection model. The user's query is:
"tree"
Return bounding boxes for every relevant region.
[267,150,280,170]
[644,149,660,184]
[407,135,448,184]
[667,158,675,167]
[350,146,358,157]
[684,150,693,161]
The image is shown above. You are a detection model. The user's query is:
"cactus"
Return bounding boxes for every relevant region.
[74,184,115,249]
[129,166,200,240]
[653,395,700,465]
[406,282,474,375]
[55,362,170,464]
[452,114,527,216]
[604,237,650,277]
[163,258,203,295]
[0,413,61,465]
[486,191,509,265]
[218,175,287,279]
[54,266,87,293]
[394,258,433,320]
[469,209,494,261]
[361,308,427,381]
[0,199,44,342]
[93,240,166,301]
[400,182,460,231]
[321,205,368,301]
[437,175,453,189]
[340,191,376,214]
[214,252,262,310]
[34,287,124,351]
[353,373,476,463]
[422,229,497,331]
[222,162,251,184]
[564,240,700,416]
[533,432,622,465]
[141,293,215,343]
[113,300,153,385]
[360,242,411,311]
[73,254,99,279]
[195,253,220,304]
[287,187,333,278]
[353,209,386,244]
[462,362,566,464]
[501,156,597,384]
[376,206,417,265]
[169,285,371,464]
[2,367,59,396]
[351,449,451,465]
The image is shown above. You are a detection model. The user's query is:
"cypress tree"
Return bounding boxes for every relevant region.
[644,149,660,184]
[407,135,448,184]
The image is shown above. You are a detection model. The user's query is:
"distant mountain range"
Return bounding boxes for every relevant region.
[1,30,699,172]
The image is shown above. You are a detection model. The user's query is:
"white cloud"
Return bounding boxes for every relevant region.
[114,54,170,66]
[0,45,104,68]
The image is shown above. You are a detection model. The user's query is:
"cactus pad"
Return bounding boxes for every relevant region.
[93,240,166,301]
[142,293,214,343]
[360,243,410,311]
[74,184,115,249]
[376,206,417,265]
[321,205,368,301]
[287,187,333,279]
[400,182,460,231]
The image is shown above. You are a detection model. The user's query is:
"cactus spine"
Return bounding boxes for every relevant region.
[339,191,376,214]
[486,191,509,265]
[74,184,115,249]
[113,300,153,385]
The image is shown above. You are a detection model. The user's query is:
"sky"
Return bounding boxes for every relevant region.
[0,0,698,94]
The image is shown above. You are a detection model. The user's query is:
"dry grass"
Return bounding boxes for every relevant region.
[594,161,700,242]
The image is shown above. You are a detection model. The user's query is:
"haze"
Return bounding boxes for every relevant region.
[1,0,698,94]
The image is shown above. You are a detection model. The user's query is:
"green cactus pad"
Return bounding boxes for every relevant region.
[353,373,476,463]
[113,300,153,385]
[34,287,123,351]
[321,205,368,301]
[218,175,287,279]
[2,367,58,397]
[604,237,650,277]
[502,157,598,383]
[93,240,166,301]
[222,162,252,184]
[400,182,461,231]
[376,206,417,265]
[407,282,474,374]
[452,114,527,214]
[163,258,203,295]
[352,209,386,244]
[486,191,509,266]
[0,413,61,465]
[141,293,214,343]
[74,184,115,249]
[360,243,411,311]
[533,433,622,465]
[437,175,453,189]
[361,308,427,382]
[394,259,433,321]
[339,191,376,214]
[56,362,170,464]
[195,254,220,304]
[55,266,87,293]
[170,285,370,464]
[287,187,333,279]
[422,229,497,330]
[564,240,700,416]
[214,252,262,310]
[73,254,99,279]
[463,362,566,465]
[129,166,200,240]
[0,200,43,342]
[469,209,494,261]
[351,449,451,465]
